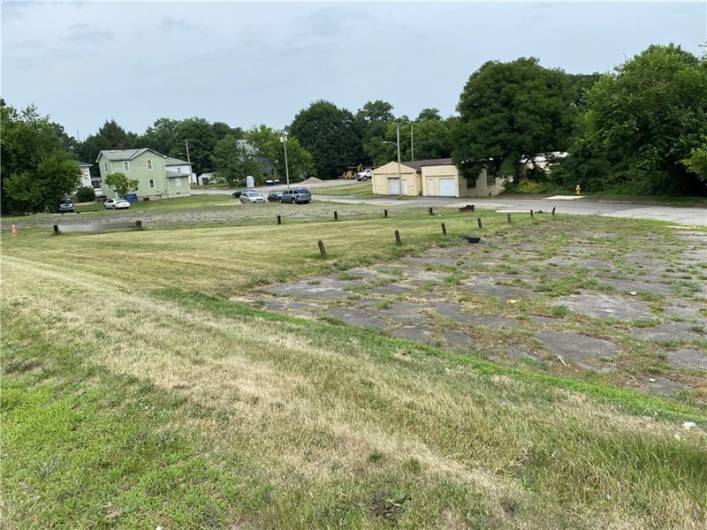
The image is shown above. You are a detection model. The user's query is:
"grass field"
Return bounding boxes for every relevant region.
[312,182,376,197]
[2,200,706,529]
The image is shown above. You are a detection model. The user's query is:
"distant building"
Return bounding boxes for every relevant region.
[372,158,506,197]
[78,162,97,188]
[97,148,191,199]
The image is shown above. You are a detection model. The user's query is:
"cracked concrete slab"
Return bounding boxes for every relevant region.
[555,293,652,321]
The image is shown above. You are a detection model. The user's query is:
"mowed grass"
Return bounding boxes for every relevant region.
[312,182,375,197]
[2,205,706,529]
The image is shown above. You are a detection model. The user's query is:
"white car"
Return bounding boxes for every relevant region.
[240,191,266,204]
[104,198,131,210]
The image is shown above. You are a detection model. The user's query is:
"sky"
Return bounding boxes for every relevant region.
[2,1,705,137]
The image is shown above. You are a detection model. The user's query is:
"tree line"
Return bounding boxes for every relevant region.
[2,43,705,213]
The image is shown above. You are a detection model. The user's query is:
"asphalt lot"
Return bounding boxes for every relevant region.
[193,187,707,226]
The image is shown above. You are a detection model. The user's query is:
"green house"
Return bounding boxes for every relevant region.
[96,148,192,200]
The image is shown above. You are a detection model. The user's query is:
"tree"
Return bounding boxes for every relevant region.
[246,125,314,182]
[104,172,138,197]
[211,134,260,185]
[1,103,80,213]
[683,143,707,182]
[555,45,707,195]
[76,120,139,181]
[452,57,576,181]
[141,117,241,176]
[290,100,363,178]
[356,100,395,166]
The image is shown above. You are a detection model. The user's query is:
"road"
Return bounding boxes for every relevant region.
[192,186,707,226]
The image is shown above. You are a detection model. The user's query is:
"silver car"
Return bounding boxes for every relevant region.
[240,191,266,204]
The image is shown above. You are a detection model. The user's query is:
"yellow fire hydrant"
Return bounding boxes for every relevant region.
[575,184,582,195]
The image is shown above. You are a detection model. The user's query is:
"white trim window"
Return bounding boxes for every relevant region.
[149,179,155,189]
[104,162,109,173]
[146,159,153,170]
[123,160,130,172]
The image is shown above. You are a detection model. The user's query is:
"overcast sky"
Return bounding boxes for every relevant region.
[2,1,705,137]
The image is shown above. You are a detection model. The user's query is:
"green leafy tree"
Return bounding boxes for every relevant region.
[140,118,241,177]
[356,100,395,166]
[1,103,80,213]
[555,45,707,194]
[452,57,576,181]
[140,117,180,155]
[76,120,139,167]
[104,172,138,197]
[683,143,707,182]
[290,100,363,178]
[246,125,315,182]
[211,133,260,185]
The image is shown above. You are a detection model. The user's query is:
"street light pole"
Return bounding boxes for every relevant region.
[410,124,414,161]
[396,124,401,191]
[281,130,290,190]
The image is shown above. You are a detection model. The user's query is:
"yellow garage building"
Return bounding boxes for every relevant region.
[372,158,506,197]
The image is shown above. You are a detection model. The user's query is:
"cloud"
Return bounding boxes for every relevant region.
[63,22,112,44]
[160,16,204,34]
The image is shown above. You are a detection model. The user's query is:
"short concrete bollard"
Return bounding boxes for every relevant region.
[441,222,447,236]
[334,211,338,221]
[135,220,143,229]
[530,209,534,218]
[394,230,401,245]
[384,209,388,218]
[477,217,483,229]
[507,213,512,223]
[277,215,282,225]
[317,240,327,258]
[552,207,556,216]
[428,207,434,215]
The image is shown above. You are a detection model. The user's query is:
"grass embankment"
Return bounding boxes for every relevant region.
[312,182,376,198]
[2,206,706,528]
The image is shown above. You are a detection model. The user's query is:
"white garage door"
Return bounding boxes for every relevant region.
[438,178,456,196]
[387,177,400,195]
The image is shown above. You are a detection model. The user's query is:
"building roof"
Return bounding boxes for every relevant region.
[401,158,454,171]
[96,148,165,162]
[165,157,191,166]
[79,162,92,167]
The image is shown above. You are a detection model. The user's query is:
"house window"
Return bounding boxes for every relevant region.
[146,160,153,170]
[175,178,182,187]
[486,172,496,186]
[149,179,155,189]
[123,161,130,171]
[466,176,477,188]
[104,162,109,173]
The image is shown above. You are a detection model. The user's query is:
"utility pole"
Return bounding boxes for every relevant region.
[281,130,290,189]
[396,123,401,193]
[185,139,191,164]
[410,124,414,161]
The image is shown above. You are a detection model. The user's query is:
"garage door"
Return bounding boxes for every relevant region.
[438,178,456,196]
[387,178,400,195]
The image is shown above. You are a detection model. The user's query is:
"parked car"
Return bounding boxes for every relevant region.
[281,188,311,204]
[240,190,266,204]
[58,199,75,213]
[94,188,107,200]
[264,179,281,186]
[231,190,244,198]
[268,191,283,202]
[104,198,131,210]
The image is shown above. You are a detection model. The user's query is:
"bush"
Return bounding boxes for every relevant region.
[75,186,96,202]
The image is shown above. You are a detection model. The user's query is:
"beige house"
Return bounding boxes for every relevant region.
[372,158,506,198]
